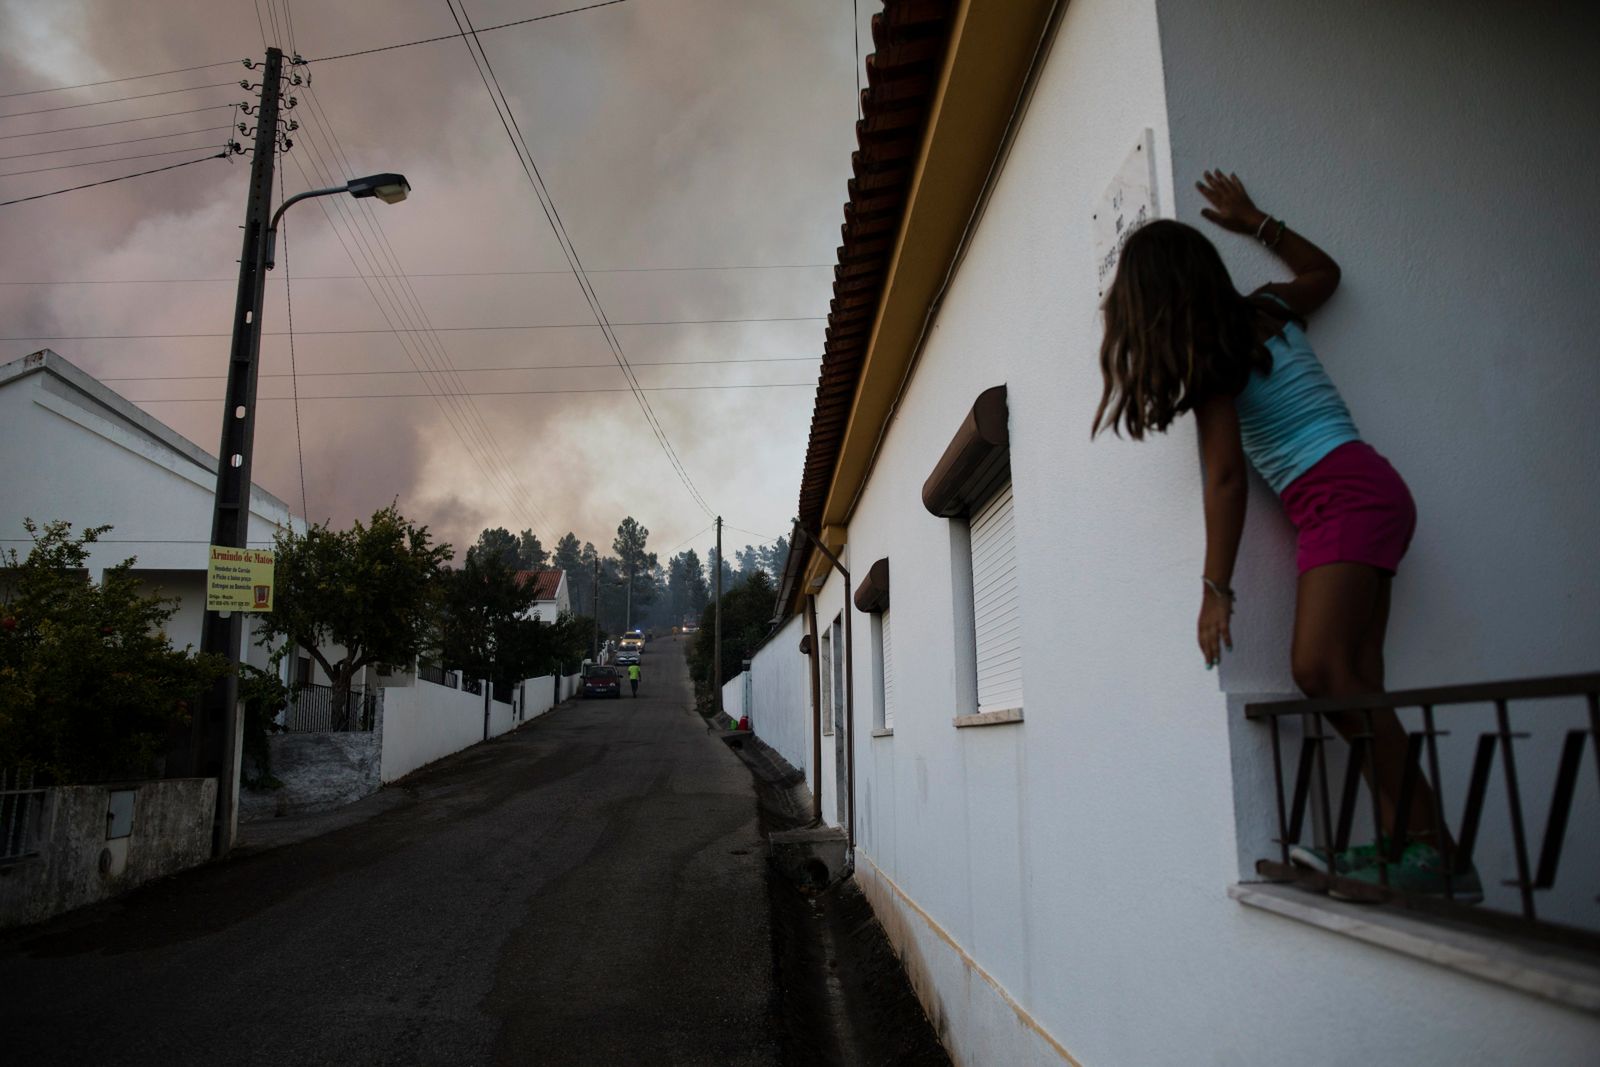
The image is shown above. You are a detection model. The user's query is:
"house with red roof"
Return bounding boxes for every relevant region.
[514,568,569,622]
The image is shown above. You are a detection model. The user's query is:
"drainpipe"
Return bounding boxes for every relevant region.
[805,593,823,824]
[791,522,855,870]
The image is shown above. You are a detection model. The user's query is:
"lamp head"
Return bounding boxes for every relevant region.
[347,172,410,204]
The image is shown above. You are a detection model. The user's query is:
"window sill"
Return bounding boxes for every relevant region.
[871,727,894,738]
[1229,882,1600,1015]
[953,708,1023,728]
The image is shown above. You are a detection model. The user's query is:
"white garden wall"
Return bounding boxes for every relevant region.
[746,613,810,771]
[380,681,492,783]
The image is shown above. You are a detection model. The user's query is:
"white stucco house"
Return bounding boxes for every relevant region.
[515,568,570,621]
[0,349,304,676]
[741,3,1600,1066]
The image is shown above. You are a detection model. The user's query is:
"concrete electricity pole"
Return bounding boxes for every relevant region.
[713,515,723,717]
[192,47,409,857]
[193,47,283,855]
[591,556,600,660]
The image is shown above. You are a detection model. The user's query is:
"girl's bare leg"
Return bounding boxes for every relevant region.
[1292,564,1436,840]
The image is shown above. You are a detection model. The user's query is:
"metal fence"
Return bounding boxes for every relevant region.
[282,683,379,733]
[1,767,47,862]
[492,682,514,705]
[419,664,457,689]
[462,677,483,696]
[1246,672,1600,950]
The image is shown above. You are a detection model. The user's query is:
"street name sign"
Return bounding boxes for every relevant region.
[1093,128,1159,299]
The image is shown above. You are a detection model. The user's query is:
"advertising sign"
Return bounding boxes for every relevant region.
[206,545,275,612]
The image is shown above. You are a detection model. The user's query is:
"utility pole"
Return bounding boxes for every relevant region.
[591,556,600,660]
[625,560,634,632]
[713,515,723,717]
[194,46,283,856]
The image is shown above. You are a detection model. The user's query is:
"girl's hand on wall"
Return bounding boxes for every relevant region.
[1197,588,1234,670]
[1197,171,1267,235]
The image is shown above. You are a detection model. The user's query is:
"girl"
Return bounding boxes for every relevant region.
[1092,172,1477,900]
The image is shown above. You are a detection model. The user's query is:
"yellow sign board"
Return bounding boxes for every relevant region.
[206,546,275,612]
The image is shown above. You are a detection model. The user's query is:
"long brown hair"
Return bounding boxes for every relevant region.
[1091,220,1274,439]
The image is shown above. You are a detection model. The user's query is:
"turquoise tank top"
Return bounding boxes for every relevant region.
[1233,303,1360,494]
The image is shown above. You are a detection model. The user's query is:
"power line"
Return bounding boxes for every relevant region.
[0,125,232,162]
[0,62,241,101]
[290,90,551,530]
[0,140,233,178]
[130,382,814,402]
[0,151,227,208]
[448,0,714,519]
[0,104,237,143]
[310,0,631,64]
[279,161,310,522]
[0,82,238,121]
[0,263,834,283]
[95,356,819,382]
[0,316,822,341]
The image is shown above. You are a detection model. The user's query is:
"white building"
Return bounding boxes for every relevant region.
[744,3,1600,1065]
[0,348,303,674]
[515,568,570,622]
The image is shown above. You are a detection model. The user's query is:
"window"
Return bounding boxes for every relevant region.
[819,621,833,736]
[920,385,1021,725]
[876,608,896,731]
[854,557,893,735]
[970,481,1022,714]
[831,614,845,736]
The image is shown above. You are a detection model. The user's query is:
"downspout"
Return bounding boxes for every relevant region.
[805,593,823,825]
[791,522,856,871]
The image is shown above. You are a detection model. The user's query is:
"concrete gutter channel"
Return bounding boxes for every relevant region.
[714,725,952,1067]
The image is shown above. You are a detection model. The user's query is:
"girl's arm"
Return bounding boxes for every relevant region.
[1197,170,1342,318]
[1194,391,1247,667]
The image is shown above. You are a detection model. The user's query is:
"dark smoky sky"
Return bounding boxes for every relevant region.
[0,0,868,564]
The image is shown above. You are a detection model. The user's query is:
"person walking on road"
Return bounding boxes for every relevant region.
[627,662,641,697]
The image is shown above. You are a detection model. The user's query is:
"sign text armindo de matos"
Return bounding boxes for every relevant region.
[206,545,275,612]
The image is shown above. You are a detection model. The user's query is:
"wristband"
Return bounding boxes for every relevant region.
[1202,577,1235,600]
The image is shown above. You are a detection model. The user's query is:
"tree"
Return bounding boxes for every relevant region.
[468,526,520,568]
[689,569,776,692]
[439,548,538,689]
[257,505,452,718]
[612,517,658,627]
[706,546,737,593]
[666,550,709,625]
[517,529,548,568]
[0,520,228,781]
[735,544,763,579]
[552,532,586,614]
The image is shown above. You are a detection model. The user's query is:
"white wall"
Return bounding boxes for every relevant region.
[379,680,491,783]
[747,2,1599,1065]
[721,672,746,722]
[747,612,811,771]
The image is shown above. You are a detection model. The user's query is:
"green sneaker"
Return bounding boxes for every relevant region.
[1289,839,1385,876]
[1335,842,1484,904]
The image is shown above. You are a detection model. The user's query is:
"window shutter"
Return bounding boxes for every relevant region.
[971,482,1022,713]
[881,608,895,730]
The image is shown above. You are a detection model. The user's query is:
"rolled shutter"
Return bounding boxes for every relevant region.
[881,609,895,730]
[971,482,1022,713]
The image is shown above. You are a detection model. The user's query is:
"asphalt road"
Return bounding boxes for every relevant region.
[0,636,780,1066]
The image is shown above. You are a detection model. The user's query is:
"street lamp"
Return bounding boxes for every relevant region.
[195,57,411,860]
[265,172,410,268]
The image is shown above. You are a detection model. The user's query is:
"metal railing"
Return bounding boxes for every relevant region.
[1,767,47,862]
[1246,672,1600,950]
[492,682,513,705]
[419,664,457,689]
[282,683,379,733]
[462,677,483,696]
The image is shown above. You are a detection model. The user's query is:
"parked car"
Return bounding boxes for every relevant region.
[582,666,622,699]
[616,650,640,666]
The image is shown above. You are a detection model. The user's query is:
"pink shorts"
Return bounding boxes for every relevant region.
[1280,442,1416,575]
